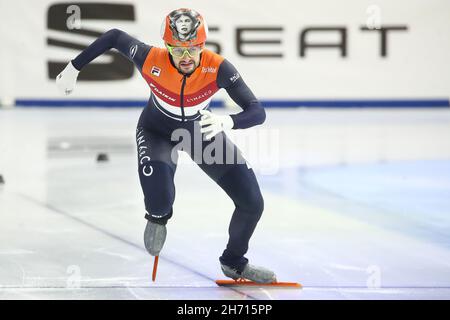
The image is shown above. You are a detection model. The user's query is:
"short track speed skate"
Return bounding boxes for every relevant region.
[217,263,301,288]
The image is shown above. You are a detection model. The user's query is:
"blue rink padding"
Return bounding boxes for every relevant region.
[13,99,224,108]
[14,98,450,108]
[260,160,450,248]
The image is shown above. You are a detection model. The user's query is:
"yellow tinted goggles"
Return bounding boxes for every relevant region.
[166,44,203,58]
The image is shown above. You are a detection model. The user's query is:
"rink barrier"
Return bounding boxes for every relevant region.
[13,98,450,108]
[13,99,222,108]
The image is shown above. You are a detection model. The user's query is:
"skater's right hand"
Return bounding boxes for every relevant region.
[56,61,79,95]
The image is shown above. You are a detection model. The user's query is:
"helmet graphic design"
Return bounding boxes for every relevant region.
[161,8,208,46]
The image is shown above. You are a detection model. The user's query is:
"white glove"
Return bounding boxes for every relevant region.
[199,109,234,140]
[56,61,79,95]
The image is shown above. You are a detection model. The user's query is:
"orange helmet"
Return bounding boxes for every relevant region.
[160,8,208,46]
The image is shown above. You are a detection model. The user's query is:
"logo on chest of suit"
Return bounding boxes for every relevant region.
[201,66,217,73]
[186,90,213,103]
[149,83,176,102]
[151,66,161,77]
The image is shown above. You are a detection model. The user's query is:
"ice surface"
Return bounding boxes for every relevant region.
[1,108,450,299]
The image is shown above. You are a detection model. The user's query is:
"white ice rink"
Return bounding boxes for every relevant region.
[1,107,450,299]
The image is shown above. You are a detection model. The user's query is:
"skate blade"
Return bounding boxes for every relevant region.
[152,256,159,282]
[216,279,301,288]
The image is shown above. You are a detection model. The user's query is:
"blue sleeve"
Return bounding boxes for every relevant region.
[71,28,151,72]
[217,59,266,130]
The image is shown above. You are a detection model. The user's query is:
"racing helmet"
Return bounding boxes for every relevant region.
[160,8,208,46]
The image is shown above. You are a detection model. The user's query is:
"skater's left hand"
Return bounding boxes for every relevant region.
[56,61,79,96]
[199,110,234,140]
